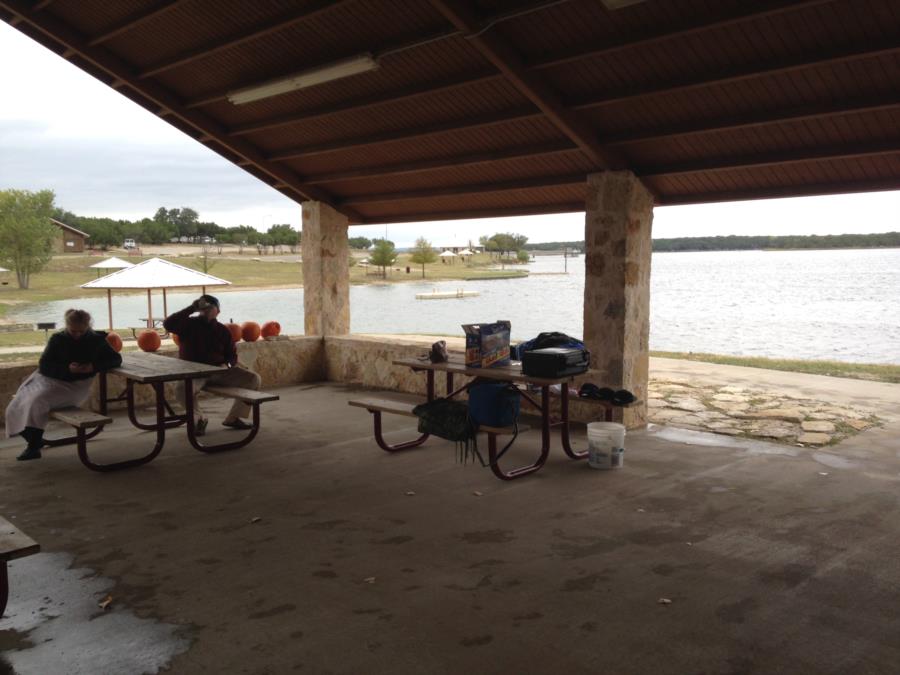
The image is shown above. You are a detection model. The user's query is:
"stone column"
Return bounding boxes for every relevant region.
[583,171,654,428]
[302,201,350,336]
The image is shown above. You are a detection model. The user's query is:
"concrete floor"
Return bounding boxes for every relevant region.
[2,374,900,675]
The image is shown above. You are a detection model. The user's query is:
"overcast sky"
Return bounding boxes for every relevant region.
[2,21,898,248]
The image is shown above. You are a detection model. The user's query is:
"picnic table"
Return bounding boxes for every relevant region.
[350,357,589,480]
[44,352,278,472]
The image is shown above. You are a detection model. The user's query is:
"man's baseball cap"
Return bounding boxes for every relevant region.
[200,294,220,309]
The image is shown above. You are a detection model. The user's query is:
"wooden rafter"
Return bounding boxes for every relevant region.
[638,141,900,178]
[427,0,620,168]
[571,39,900,112]
[604,93,900,146]
[530,0,841,70]
[261,37,900,162]
[138,0,351,79]
[227,68,498,136]
[0,0,360,220]
[268,106,542,161]
[217,0,839,137]
[355,202,586,225]
[305,140,577,184]
[339,173,586,206]
[88,0,187,46]
[656,178,900,207]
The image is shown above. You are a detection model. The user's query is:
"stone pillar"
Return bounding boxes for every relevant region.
[583,171,654,428]
[302,201,350,336]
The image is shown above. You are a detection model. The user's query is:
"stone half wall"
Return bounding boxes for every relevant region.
[1,334,636,429]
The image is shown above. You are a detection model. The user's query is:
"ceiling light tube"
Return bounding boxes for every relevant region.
[227,53,379,105]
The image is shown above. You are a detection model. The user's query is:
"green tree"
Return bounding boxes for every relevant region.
[267,223,299,253]
[0,189,57,289]
[517,249,530,263]
[409,236,438,278]
[349,236,372,250]
[369,239,397,278]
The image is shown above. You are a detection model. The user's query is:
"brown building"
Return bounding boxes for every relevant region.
[51,218,90,253]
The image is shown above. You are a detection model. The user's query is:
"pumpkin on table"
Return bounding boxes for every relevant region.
[137,330,161,352]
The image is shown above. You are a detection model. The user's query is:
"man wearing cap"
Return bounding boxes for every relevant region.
[163,295,262,435]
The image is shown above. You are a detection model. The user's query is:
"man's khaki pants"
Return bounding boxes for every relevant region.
[178,364,262,420]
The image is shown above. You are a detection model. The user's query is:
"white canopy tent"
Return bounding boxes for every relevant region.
[82,257,230,329]
[458,249,474,257]
[89,256,134,277]
[439,250,457,264]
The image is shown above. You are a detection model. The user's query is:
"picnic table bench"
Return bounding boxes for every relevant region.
[350,358,587,480]
[1,516,40,618]
[42,353,279,472]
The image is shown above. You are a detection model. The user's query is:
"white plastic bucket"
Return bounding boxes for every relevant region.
[587,422,625,470]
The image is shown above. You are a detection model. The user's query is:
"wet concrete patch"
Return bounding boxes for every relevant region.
[0,553,190,675]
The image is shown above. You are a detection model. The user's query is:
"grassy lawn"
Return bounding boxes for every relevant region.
[651,351,900,384]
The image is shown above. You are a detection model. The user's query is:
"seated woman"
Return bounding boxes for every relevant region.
[6,309,122,461]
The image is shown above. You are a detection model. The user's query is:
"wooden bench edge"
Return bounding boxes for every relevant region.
[204,386,280,403]
[50,409,113,428]
[1,542,41,562]
[348,398,419,417]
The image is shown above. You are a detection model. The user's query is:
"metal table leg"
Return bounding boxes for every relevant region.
[560,385,588,460]
[183,378,262,453]
[369,370,434,452]
[488,385,552,480]
[77,381,166,472]
[0,561,8,618]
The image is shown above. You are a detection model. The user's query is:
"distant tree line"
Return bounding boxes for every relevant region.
[52,206,300,252]
[523,240,583,252]
[522,233,900,253]
[652,232,900,252]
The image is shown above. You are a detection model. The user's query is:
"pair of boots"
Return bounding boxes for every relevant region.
[17,426,44,461]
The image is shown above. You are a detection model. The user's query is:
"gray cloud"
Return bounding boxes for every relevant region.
[0,119,296,224]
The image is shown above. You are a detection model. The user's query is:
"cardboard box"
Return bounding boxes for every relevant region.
[462,321,511,368]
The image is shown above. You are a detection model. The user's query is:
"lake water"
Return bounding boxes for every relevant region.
[10,249,900,364]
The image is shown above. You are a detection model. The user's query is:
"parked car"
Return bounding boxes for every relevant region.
[123,238,137,250]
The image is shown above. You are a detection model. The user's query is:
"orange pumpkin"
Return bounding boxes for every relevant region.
[170,332,180,346]
[137,329,161,352]
[261,320,281,338]
[241,321,261,342]
[225,322,243,343]
[105,331,123,353]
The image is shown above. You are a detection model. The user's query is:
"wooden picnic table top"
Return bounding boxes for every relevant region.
[114,352,227,383]
[0,515,40,562]
[393,357,574,387]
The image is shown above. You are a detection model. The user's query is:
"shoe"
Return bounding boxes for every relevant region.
[195,418,208,436]
[222,419,252,430]
[16,446,42,461]
[578,384,615,401]
[612,389,637,406]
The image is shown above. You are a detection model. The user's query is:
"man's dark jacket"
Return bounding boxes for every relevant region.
[163,307,236,366]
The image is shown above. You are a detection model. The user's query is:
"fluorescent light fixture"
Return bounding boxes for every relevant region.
[600,0,649,9]
[227,53,379,105]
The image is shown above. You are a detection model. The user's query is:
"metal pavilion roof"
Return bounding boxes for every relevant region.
[88,256,135,269]
[2,0,898,225]
[81,257,230,290]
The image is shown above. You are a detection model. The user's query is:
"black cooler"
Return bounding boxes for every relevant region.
[521,347,590,378]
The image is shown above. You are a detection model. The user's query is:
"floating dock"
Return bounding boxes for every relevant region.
[415,289,480,300]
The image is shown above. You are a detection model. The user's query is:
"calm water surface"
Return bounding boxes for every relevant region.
[11,249,900,364]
